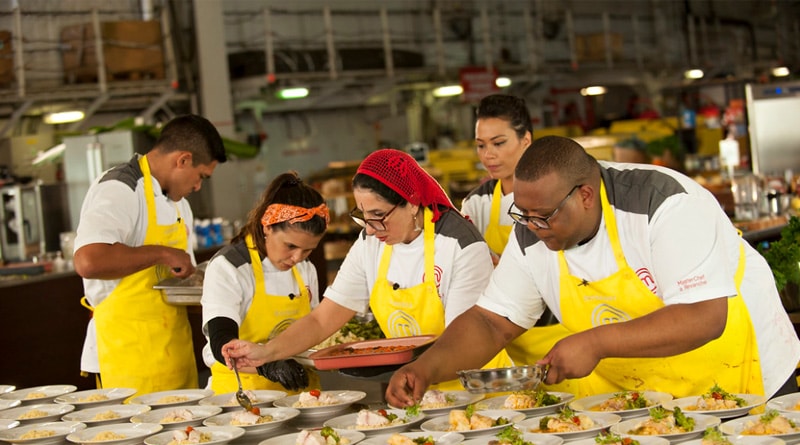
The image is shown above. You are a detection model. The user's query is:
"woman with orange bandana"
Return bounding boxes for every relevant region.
[201,171,329,393]
[223,149,508,390]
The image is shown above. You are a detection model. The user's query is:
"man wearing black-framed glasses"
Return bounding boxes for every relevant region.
[387,135,799,406]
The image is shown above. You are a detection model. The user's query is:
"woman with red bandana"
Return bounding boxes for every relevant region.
[202,171,329,394]
[223,149,508,389]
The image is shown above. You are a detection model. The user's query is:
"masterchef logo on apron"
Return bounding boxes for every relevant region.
[268,318,299,339]
[387,310,422,337]
[591,303,632,326]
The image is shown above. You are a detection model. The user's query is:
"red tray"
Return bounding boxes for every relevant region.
[309,335,437,370]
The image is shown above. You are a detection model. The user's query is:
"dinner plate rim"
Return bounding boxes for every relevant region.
[197,390,287,409]
[474,391,575,414]
[0,420,87,444]
[0,403,77,422]
[661,394,766,418]
[766,393,800,413]
[127,389,214,407]
[609,412,722,439]
[0,386,78,403]
[569,391,674,411]
[360,430,466,445]
[719,411,800,438]
[322,408,427,433]
[142,425,246,445]
[54,388,137,406]
[129,405,223,424]
[517,411,623,437]
[272,390,367,411]
[201,406,301,432]
[255,428,366,445]
[61,404,152,423]
[65,422,164,444]
[419,409,527,438]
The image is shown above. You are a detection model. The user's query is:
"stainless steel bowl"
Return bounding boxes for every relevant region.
[456,365,548,393]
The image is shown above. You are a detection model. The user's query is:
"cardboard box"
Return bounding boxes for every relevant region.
[61,20,164,83]
[575,32,623,62]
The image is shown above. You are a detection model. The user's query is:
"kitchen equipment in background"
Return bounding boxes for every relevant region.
[730,173,761,221]
[0,182,69,262]
[62,130,154,230]
[746,81,800,176]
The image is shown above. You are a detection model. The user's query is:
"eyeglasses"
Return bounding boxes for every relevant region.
[350,203,399,231]
[507,184,582,229]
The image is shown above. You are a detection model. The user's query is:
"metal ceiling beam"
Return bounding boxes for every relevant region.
[0,99,33,138]
[68,92,110,132]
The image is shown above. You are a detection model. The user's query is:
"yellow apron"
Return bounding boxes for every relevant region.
[551,180,763,398]
[484,180,512,257]
[92,155,198,394]
[370,208,511,390]
[210,234,319,394]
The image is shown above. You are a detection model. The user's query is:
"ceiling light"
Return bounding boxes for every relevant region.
[277,87,309,100]
[43,110,85,124]
[772,66,790,77]
[580,86,607,96]
[495,77,512,88]
[684,69,704,80]
[432,85,463,97]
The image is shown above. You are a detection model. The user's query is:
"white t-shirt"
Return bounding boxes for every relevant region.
[477,161,800,397]
[461,178,516,238]
[74,155,196,372]
[324,209,493,327]
[200,240,320,367]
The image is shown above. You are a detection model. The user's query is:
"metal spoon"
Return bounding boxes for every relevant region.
[231,357,253,411]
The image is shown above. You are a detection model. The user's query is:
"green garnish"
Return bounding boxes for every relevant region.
[320,427,337,440]
[648,406,669,421]
[758,408,794,427]
[595,432,640,445]
[518,388,562,407]
[674,407,695,431]
[558,406,577,420]
[465,404,475,418]
[412,436,435,445]
[495,417,511,426]
[384,412,398,422]
[539,416,552,430]
[702,427,732,445]
[616,391,648,410]
[703,384,746,407]
[496,426,534,445]
[405,403,420,417]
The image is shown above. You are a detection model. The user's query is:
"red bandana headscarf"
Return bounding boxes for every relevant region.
[355,148,455,222]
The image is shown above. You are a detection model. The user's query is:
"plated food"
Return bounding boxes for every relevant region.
[680,427,786,445]
[130,405,223,430]
[517,409,621,441]
[766,393,800,414]
[62,404,151,426]
[0,403,76,424]
[0,421,86,445]
[0,386,77,405]
[610,407,720,442]
[273,390,366,422]
[54,388,137,409]
[66,422,163,445]
[324,408,426,436]
[565,431,670,445]
[475,391,573,417]
[129,390,213,408]
[416,390,485,413]
[662,385,766,419]
[143,425,245,445]
[202,407,300,436]
[570,391,673,419]
[360,430,464,445]
[258,427,366,445]
[198,390,286,411]
[719,409,800,442]
[459,427,565,445]
[420,409,525,439]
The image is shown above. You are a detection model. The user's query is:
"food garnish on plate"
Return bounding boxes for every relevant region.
[297,427,351,445]
[24,392,46,400]
[92,431,127,441]
[79,394,110,403]
[160,409,195,423]
[293,390,339,408]
[387,433,435,445]
[354,409,410,429]
[93,410,121,421]
[228,407,273,425]
[167,426,211,445]
[419,391,456,410]
[504,389,562,410]
[17,409,48,419]
[531,407,595,433]
[700,427,731,445]
[687,385,746,411]
[594,431,640,445]
[448,405,512,432]
[488,425,536,445]
[594,391,650,411]
[19,429,57,439]
[627,406,695,435]
[158,396,190,405]
[740,409,799,435]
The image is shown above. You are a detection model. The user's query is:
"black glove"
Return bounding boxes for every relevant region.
[257,359,309,391]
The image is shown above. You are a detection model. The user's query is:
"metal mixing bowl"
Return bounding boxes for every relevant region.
[456,365,548,393]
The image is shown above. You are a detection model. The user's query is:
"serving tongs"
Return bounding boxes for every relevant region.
[231,357,253,411]
[456,364,549,393]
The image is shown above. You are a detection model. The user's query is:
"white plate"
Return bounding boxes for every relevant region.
[273,390,367,421]
[567,434,670,445]
[62,404,152,426]
[0,404,76,424]
[767,393,800,414]
[128,390,214,408]
[258,428,366,445]
[324,409,426,436]
[681,436,786,445]
[570,391,674,420]
[611,413,721,442]
[0,386,15,394]
[0,386,78,405]
[66,422,163,445]
[518,412,622,441]
[203,407,300,436]
[720,412,800,444]
[0,400,22,412]
[420,409,526,439]
[54,388,137,409]
[361,431,464,445]
[395,391,486,416]
[0,419,20,430]
[461,430,565,445]
[198,390,287,412]
[0,421,86,445]
[662,394,766,419]
[474,392,575,417]
[143,425,246,445]
[130,405,223,430]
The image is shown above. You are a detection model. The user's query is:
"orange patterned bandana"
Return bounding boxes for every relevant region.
[261,203,330,228]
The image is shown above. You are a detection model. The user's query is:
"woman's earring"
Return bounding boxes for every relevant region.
[413,213,422,232]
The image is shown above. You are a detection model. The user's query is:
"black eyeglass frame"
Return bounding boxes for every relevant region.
[507,184,583,229]
[350,203,399,231]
